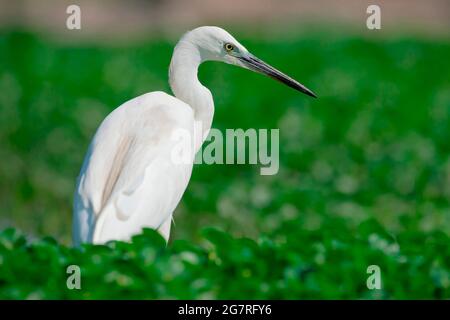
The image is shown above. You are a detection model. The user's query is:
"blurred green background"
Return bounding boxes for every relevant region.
[0,0,449,299]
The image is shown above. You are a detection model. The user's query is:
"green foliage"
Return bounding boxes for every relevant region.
[0,29,449,299]
[0,223,448,299]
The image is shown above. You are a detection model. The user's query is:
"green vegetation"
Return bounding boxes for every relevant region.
[0,29,449,299]
[0,223,448,299]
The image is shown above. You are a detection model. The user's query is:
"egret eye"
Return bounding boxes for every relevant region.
[224,43,234,52]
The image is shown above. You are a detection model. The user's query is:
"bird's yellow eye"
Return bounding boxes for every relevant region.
[224,43,234,52]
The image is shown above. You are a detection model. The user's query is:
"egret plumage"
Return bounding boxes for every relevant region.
[73,26,316,245]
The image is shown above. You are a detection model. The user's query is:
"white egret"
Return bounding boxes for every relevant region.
[73,26,316,245]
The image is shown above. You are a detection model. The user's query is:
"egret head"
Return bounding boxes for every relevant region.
[183,26,317,98]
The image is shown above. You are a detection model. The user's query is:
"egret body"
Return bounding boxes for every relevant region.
[73,26,316,245]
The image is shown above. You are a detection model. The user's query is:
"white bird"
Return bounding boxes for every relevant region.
[73,26,316,246]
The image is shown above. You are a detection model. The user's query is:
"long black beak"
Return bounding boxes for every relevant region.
[238,54,317,98]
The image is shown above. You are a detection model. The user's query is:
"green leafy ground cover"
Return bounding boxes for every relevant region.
[0,29,449,299]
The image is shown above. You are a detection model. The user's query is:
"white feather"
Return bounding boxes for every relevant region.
[73,25,314,245]
[73,26,241,245]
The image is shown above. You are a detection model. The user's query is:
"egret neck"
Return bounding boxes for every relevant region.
[169,37,214,146]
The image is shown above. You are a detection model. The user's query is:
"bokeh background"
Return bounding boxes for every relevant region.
[0,0,449,299]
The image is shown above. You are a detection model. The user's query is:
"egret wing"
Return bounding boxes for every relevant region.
[73,92,194,245]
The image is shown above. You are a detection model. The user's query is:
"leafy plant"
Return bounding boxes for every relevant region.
[0,222,448,299]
